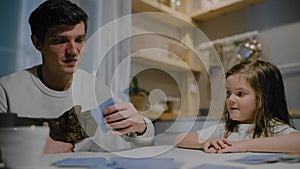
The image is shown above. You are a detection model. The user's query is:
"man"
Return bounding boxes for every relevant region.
[0,0,154,153]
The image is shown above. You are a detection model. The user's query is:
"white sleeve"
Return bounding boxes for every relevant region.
[122,117,155,146]
[74,117,154,152]
[273,123,299,136]
[0,83,8,113]
[196,123,225,141]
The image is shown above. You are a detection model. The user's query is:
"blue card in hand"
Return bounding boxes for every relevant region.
[90,98,115,133]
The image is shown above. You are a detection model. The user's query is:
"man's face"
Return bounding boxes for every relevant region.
[39,22,86,75]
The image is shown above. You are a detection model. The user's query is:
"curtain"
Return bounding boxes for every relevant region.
[79,0,132,101]
[14,0,44,71]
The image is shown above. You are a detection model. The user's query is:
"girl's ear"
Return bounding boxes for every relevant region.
[31,35,42,51]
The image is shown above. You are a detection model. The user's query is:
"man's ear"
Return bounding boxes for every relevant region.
[31,35,42,51]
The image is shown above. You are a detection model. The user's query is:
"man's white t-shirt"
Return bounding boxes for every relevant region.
[0,65,154,151]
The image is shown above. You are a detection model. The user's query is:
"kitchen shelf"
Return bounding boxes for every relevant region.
[132,0,192,28]
[131,54,201,73]
[190,0,267,22]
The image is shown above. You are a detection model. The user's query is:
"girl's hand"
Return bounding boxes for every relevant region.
[203,138,232,153]
[217,140,248,153]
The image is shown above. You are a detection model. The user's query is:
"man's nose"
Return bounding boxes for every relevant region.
[66,42,79,57]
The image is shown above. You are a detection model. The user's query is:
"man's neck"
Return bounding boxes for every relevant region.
[38,65,73,91]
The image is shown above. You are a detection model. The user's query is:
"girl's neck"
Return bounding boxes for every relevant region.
[38,65,73,91]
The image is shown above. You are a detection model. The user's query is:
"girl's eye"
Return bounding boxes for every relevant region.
[237,92,245,97]
[226,91,231,97]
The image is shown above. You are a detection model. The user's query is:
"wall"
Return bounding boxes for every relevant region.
[0,0,21,77]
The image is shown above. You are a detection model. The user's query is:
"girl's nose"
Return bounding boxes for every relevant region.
[227,94,236,105]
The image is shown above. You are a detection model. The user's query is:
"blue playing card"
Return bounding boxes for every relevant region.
[107,157,182,169]
[231,154,284,164]
[192,164,245,169]
[52,157,107,167]
[90,98,115,132]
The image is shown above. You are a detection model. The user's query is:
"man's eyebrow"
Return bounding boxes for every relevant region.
[48,34,86,39]
[77,34,86,38]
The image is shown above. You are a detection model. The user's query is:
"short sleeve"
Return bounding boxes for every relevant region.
[272,123,299,136]
[197,123,225,140]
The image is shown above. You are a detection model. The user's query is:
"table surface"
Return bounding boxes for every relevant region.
[37,145,300,169]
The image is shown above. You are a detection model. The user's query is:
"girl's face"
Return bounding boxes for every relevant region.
[226,74,257,124]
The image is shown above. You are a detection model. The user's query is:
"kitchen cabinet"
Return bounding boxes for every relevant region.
[190,0,267,22]
[132,0,267,23]
[131,0,268,120]
[132,0,192,28]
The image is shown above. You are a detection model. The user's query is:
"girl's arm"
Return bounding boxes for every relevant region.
[218,132,300,153]
[175,132,203,149]
[175,132,229,153]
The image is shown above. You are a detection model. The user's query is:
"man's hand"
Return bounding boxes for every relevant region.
[103,102,147,135]
[44,136,74,154]
[43,122,73,154]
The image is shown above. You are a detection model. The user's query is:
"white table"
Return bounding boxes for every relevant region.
[38,145,300,169]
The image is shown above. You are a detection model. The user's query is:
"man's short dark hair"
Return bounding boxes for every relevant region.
[29,0,88,44]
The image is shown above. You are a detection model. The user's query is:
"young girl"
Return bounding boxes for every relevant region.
[176,60,300,153]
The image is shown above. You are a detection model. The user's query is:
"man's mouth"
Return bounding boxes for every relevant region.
[64,59,77,63]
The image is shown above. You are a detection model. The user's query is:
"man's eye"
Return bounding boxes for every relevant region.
[50,39,67,44]
[76,38,85,43]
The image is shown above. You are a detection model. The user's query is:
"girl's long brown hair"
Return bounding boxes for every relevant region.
[224,60,294,138]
